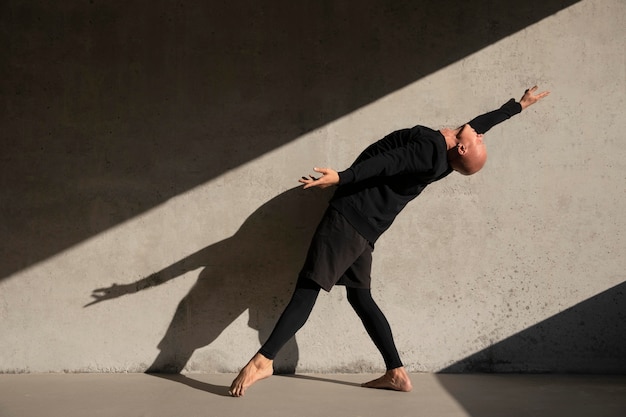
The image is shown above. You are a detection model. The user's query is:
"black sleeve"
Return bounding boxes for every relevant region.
[467,99,522,134]
[337,139,437,185]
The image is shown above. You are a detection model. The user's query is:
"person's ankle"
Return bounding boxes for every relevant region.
[389,366,407,375]
[251,352,273,367]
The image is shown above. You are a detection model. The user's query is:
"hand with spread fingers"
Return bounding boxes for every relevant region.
[519,85,550,110]
[299,167,339,189]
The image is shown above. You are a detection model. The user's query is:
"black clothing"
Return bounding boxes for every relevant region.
[259,277,320,360]
[347,287,403,370]
[467,99,522,135]
[330,125,451,244]
[331,99,522,244]
[259,278,402,370]
[298,208,372,292]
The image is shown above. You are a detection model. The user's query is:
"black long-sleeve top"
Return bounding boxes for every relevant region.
[329,99,522,244]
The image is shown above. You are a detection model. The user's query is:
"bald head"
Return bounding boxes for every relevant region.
[450,144,487,175]
[446,124,488,175]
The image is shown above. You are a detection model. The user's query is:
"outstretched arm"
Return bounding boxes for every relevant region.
[299,132,440,189]
[466,85,549,134]
[298,86,550,189]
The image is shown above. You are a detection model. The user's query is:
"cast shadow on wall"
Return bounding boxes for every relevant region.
[86,186,334,375]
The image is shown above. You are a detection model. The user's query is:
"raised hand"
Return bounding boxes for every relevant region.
[519,86,550,110]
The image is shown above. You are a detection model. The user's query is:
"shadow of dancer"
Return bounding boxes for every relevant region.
[86,186,333,375]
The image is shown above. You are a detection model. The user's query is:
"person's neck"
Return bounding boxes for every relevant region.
[439,127,461,150]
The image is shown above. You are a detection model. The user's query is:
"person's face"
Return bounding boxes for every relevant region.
[456,124,485,151]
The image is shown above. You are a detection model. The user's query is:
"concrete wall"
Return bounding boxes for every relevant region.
[1,0,625,373]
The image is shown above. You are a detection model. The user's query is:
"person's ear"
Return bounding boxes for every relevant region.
[456,143,467,155]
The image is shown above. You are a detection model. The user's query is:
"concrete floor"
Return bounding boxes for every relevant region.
[0,373,624,417]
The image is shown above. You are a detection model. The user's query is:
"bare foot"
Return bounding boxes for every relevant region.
[229,353,274,397]
[361,367,413,392]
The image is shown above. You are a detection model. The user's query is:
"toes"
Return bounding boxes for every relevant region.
[228,382,242,397]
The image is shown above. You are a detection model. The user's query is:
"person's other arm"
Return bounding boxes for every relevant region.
[299,139,437,189]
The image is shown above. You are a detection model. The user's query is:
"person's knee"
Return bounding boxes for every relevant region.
[295,275,322,291]
[346,287,373,309]
[289,278,321,309]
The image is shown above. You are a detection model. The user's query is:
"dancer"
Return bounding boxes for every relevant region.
[229,86,549,397]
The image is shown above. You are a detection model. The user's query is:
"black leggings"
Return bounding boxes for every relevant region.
[259,278,403,370]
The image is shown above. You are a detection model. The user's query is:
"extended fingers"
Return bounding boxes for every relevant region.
[526,86,550,98]
[299,168,325,183]
[520,86,549,109]
[299,176,317,189]
[299,167,337,189]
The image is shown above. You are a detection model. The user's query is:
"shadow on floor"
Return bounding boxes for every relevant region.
[148,373,231,397]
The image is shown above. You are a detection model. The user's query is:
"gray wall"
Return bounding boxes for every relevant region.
[1,0,625,373]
